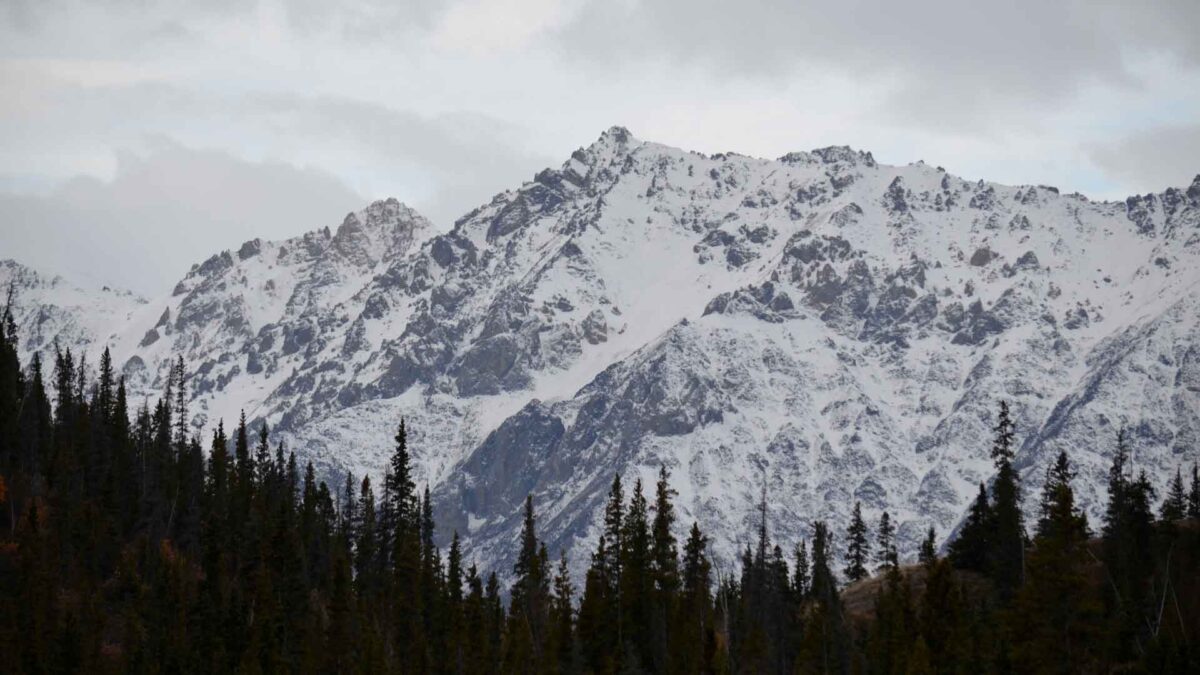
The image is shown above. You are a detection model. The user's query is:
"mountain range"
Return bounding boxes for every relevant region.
[5,127,1199,579]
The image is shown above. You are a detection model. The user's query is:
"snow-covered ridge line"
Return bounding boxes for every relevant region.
[5,127,1199,582]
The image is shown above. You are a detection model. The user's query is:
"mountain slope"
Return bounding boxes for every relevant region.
[6,128,1199,580]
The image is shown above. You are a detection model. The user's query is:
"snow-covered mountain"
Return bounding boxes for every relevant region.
[5,127,1199,580]
[0,258,147,365]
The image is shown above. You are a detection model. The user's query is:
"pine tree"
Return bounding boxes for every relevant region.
[876,511,898,571]
[674,522,714,675]
[918,527,937,566]
[549,550,577,674]
[1189,463,1200,519]
[355,476,378,597]
[387,420,424,669]
[866,561,914,674]
[918,557,968,670]
[650,465,679,672]
[792,539,810,600]
[172,356,188,451]
[798,521,848,674]
[1037,450,1088,541]
[1100,430,1157,665]
[1159,466,1187,522]
[988,400,1024,600]
[621,477,653,669]
[578,474,624,673]
[949,483,992,572]
[1012,449,1097,672]
[577,533,614,675]
[844,502,869,583]
[510,494,550,666]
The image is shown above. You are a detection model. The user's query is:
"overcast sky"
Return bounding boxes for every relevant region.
[2,0,1198,294]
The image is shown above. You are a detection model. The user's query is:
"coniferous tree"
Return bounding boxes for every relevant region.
[1013,449,1097,672]
[798,521,848,675]
[650,464,679,672]
[1160,466,1187,522]
[866,560,914,674]
[386,419,424,669]
[988,400,1025,600]
[674,522,714,675]
[621,477,653,669]
[355,476,378,597]
[578,533,614,675]
[792,539,810,600]
[875,511,897,571]
[549,550,577,674]
[1100,430,1157,665]
[579,474,625,673]
[843,502,869,583]
[7,340,1200,675]
[918,526,937,567]
[1189,463,1200,519]
[918,556,969,671]
[509,494,550,667]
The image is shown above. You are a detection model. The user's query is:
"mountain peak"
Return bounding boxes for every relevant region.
[597,125,634,146]
[576,125,640,162]
[9,130,1200,591]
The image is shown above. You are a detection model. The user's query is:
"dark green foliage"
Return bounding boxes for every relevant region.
[0,339,1197,675]
[918,526,937,566]
[1188,463,1200,519]
[1161,466,1187,522]
[843,501,869,583]
[988,400,1025,600]
[1012,449,1098,672]
[875,511,897,572]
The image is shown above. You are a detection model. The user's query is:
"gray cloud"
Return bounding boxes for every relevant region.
[0,141,364,293]
[240,93,558,224]
[1088,123,1200,196]
[554,0,1199,126]
[0,72,556,221]
[1,0,1198,295]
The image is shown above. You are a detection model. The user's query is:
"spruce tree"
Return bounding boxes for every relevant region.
[355,476,378,597]
[876,511,898,571]
[844,501,870,583]
[1037,450,1088,541]
[950,483,992,572]
[674,522,714,675]
[579,474,624,672]
[1159,466,1187,522]
[918,557,967,671]
[799,521,848,674]
[1189,463,1200,519]
[577,534,614,674]
[1012,449,1096,672]
[550,550,576,674]
[792,539,810,600]
[510,494,550,665]
[918,526,937,566]
[988,400,1024,600]
[1101,430,1157,664]
[621,478,654,668]
[650,465,679,672]
[387,420,424,669]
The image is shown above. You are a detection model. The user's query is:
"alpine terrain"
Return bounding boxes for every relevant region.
[5,127,1200,578]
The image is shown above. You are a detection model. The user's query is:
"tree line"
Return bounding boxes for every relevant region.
[1,308,1198,673]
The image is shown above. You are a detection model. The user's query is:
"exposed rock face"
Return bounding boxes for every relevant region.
[5,130,1200,585]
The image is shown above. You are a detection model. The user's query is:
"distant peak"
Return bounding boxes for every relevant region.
[582,126,640,157]
[779,145,876,168]
[561,126,644,181]
[599,125,634,145]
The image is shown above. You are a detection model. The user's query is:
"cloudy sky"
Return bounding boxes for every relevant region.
[2,0,1198,294]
